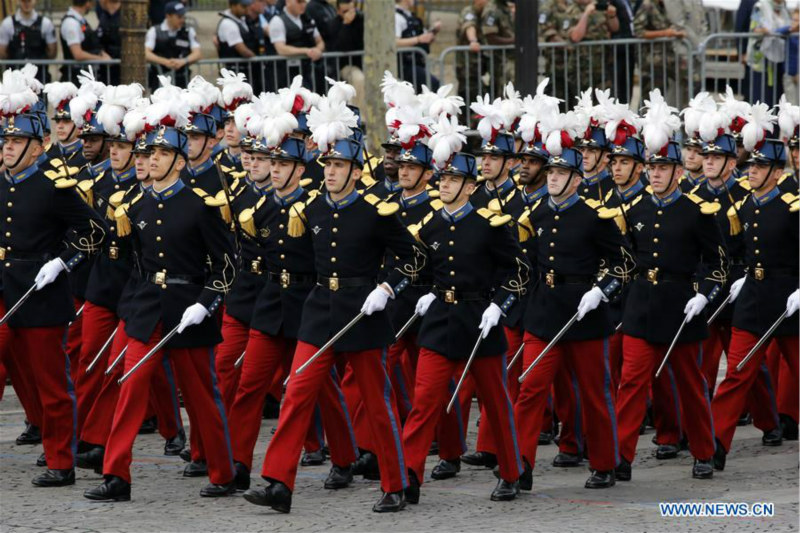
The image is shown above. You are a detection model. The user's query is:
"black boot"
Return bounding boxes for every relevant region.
[234,461,251,491]
[460,451,497,468]
[243,481,292,513]
[76,445,105,474]
[490,479,519,501]
[781,413,798,440]
[300,448,326,466]
[138,416,157,434]
[164,428,186,456]
[538,431,554,445]
[552,452,582,467]
[179,447,192,463]
[16,421,41,445]
[351,451,380,480]
[615,458,632,481]
[84,475,131,501]
[692,459,714,479]
[655,443,680,460]
[404,470,420,504]
[428,441,439,456]
[36,453,47,467]
[737,412,752,426]
[200,480,237,497]
[430,458,460,480]
[32,468,75,487]
[372,490,406,512]
[324,464,353,490]
[713,438,726,471]
[262,394,281,419]
[585,470,615,489]
[183,460,208,477]
[762,426,783,447]
[519,460,533,491]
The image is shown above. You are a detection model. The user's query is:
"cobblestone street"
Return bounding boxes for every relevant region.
[1,384,797,533]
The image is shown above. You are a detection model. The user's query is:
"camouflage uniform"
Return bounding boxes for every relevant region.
[541,0,613,106]
[480,0,515,97]
[456,4,485,107]
[634,0,681,104]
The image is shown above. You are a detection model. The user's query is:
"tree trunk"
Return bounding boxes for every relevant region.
[120,0,148,86]
[363,0,397,154]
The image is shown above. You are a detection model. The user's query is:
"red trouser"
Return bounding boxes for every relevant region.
[215,311,249,413]
[103,324,234,484]
[403,348,522,484]
[262,341,406,493]
[0,313,42,426]
[617,335,715,462]
[608,331,624,393]
[386,335,417,422]
[516,334,618,471]
[651,361,684,445]
[65,297,84,384]
[434,377,469,460]
[778,349,799,422]
[553,364,583,455]
[75,302,119,434]
[0,301,76,469]
[702,323,731,392]
[228,330,357,470]
[711,329,798,452]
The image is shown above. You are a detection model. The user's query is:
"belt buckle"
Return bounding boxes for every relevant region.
[754,267,764,281]
[646,268,658,284]
[154,271,166,286]
[280,272,290,288]
[250,260,262,274]
[108,246,119,260]
[444,289,455,303]
[0,247,5,260]
[328,276,339,291]
[545,272,555,288]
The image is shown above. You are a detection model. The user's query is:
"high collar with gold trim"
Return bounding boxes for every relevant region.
[60,139,83,158]
[484,176,514,196]
[150,178,186,201]
[6,162,40,184]
[441,201,473,223]
[548,193,580,212]
[706,174,738,196]
[583,169,610,186]
[112,167,137,184]
[682,172,706,188]
[522,183,548,204]
[400,189,429,208]
[89,158,111,178]
[325,189,360,210]
[752,186,780,206]
[617,179,644,202]
[187,156,215,177]
[651,187,682,208]
[275,186,303,206]
[384,178,401,193]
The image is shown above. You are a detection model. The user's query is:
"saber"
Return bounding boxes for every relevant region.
[706,293,733,325]
[394,313,419,341]
[85,326,118,374]
[118,324,180,385]
[234,349,246,369]
[519,311,580,383]
[0,283,37,327]
[69,303,86,326]
[446,332,484,414]
[736,310,788,372]
[105,345,129,375]
[293,312,365,377]
[615,322,623,332]
[506,342,525,371]
[654,315,690,378]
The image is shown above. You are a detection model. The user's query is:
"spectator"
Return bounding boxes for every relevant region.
[634,0,686,105]
[784,9,799,104]
[305,0,337,46]
[455,0,488,107]
[734,0,758,98]
[662,0,707,48]
[258,0,280,91]
[145,1,202,91]
[746,0,793,107]
[216,0,259,87]
[245,0,270,93]
[97,0,122,84]
[395,0,441,91]
[329,0,364,110]
[609,0,636,103]
[268,0,325,90]
[480,0,514,97]
[60,0,110,84]
[0,0,57,83]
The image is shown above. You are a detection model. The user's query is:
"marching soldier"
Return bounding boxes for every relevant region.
[471,131,517,210]
[1,110,107,487]
[84,112,237,501]
[778,97,799,193]
[363,134,403,200]
[243,106,425,513]
[711,139,799,470]
[43,82,86,168]
[181,113,228,198]
[579,126,614,202]
[680,136,706,191]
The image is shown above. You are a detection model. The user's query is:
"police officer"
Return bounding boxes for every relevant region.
[268,0,326,91]
[216,0,258,83]
[60,0,110,84]
[145,1,203,91]
[96,0,121,84]
[394,0,441,91]
[0,0,57,82]
[1,112,107,487]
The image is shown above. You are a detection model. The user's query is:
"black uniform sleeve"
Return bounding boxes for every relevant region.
[594,216,636,299]
[491,222,532,315]
[56,186,108,271]
[695,211,729,303]
[378,212,428,295]
[197,204,237,311]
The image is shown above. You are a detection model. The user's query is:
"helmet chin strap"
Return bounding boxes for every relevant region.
[409,166,426,191]
[161,152,179,181]
[752,163,775,192]
[584,151,602,174]
[446,175,470,205]
[276,161,299,192]
[191,137,209,162]
[9,137,33,170]
[708,155,731,182]
[552,169,576,199]
[333,160,355,195]
[620,162,639,189]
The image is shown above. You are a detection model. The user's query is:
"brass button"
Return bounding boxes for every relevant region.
[156,219,162,225]
[156,236,162,241]
[158,203,164,209]
[450,225,456,231]
[279,239,284,245]
[281,209,286,214]
[449,271,455,276]
[331,257,337,262]
[654,223,660,228]
[554,215,560,221]
[754,209,760,215]
[9,187,15,192]
[757,262,762,267]
[448,256,454,261]
[755,249,760,255]
[190,179,196,184]
[549,242,554,248]
[549,256,554,261]
[653,252,659,257]
[4,232,10,237]
[448,240,454,246]
[653,238,659,243]
[158,252,164,258]
[6,217,10,223]
[332,228,338,233]
[657,210,663,215]
[4,263,9,268]
[753,236,758,241]
[753,223,758,228]
[333,213,339,219]
[552,228,557,234]
[331,242,336,247]
[280,254,285,259]
[7,202,12,207]
[401,212,407,217]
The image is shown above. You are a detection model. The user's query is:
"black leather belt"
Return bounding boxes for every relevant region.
[145,271,204,286]
[317,275,376,292]
[412,277,434,287]
[539,272,594,288]
[268,271,315,288]
[433,286,489,303]
[637,269,692,285]
[748,266,799,281]
[0,247,53,262]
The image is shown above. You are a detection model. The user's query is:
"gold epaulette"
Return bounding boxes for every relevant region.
[300,177,313,188]
[777,172,791,186]
[645,185,653,194]
[44,166,79,189]
[726,199,745,235]
[287,190,319,237]
[781,192,799,212]
[428,188,440,198]
[407,210,435,241]
[47,159,81,177]
[238,196,269,238]
[360,174,377,188]
[77,179,95,206]
[487,188,517,215]
[430,198,444,211]
[583,197,602,209]
[113,191,143,237]
[363,193,400,216]
[737,175,752,190]
[516,200,540,242]
[603,188,615,204]
[686,193,721,214]
[477,207,512,227]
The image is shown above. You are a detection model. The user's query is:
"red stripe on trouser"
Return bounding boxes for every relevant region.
[215,312,249,413]
[262,341,405,493]
[0,302,43,425]
[403,348,522,484]
[711,330,798,452]
[103,324,234,484]
[3,304,76,469]
[65,297,84,384]
[74,302,119,434]
[517,333,618,471]
[609,330,623,393]
[617,335,715,462]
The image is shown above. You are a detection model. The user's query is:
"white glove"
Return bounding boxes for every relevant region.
[478,303,502,339]
[683,293,709,321]
[34,258,67,291]
[729,277,746,303]
[576,286,606,321]
[360,285,392,316]
[177,303,210,333]
[786,289,800,318]
[415,292,436,317]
